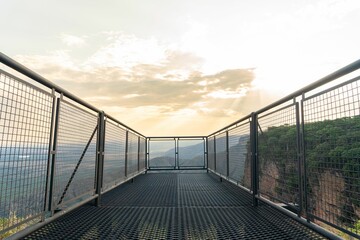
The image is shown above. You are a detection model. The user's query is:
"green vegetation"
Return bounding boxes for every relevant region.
[304,117,360,215]
[258,124,299,200]
[0,212,29,240]
[339,220,360,239]
[257,116,360,233]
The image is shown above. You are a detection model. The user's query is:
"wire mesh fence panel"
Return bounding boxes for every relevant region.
[215,132,227,176]
[257,104,300,211]
[148,140,175,168]
[207,137,215,171]
[303,77,360,237]
[103,120,126,192]
[139,137,146,171]
[228,123,251,189]
[53,100,97,209]
[178,139,205,168]
[127,132,139,176]
[0,71,53,235]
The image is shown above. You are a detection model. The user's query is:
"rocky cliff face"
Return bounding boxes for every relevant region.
[242,151,252,189]
[258,161,279,199]
[310,170,345,223]
[245,159,360,232]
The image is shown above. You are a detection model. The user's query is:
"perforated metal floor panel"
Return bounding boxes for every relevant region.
[25,173,327,239]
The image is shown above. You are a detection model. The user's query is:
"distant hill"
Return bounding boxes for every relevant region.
[149,135,249,168]
[149,156,175,167]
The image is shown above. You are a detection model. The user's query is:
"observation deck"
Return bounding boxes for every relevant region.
[1,52,360,239]
[25,172,325,239]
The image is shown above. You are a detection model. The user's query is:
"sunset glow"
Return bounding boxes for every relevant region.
[2,0,360,135]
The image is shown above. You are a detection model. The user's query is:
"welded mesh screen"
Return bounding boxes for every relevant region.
[207,137,215,171]
[0,71,53,233]
[139,137,146,171]
[178,139,205,167]
[149,140,175,168]
[303,78,360,236]
[257,104,300,209]
[53,100,97,209]
[228,123,251,189]
[103,120,126,192]
[215,132,227,176]
[127,133,139,176]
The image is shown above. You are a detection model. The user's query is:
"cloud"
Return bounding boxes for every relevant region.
[84,34,166,70]
[206,89,248,99]
[51,64,254,111]
[15,50,78,70]
[297,0,360,20]
[13,33,259,135]
[61,34,86,47]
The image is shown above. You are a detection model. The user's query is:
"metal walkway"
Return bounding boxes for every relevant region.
[25,172,326,239]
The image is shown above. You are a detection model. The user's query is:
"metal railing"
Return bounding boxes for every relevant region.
[208,116,252,191]
[147,136,207,170]
[0,53,147,238]
[208,59,360,238]
[1,51,360,239]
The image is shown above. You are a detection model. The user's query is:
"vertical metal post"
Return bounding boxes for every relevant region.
[295,102,303,217]
[47,95,61,214]
[125,130,129,177]
[205,137,208,171]
[95,111,105,207]
[175,138,178,170]
[44,90,56,215]
[250,112,259,207]
[145,138,148,172]
[214,136,217,172]
[137,136,140,172]
[102,119,106,190]
[226,131,230,177]
[300,95,310,221]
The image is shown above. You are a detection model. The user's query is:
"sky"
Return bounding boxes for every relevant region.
[1,0,360,136]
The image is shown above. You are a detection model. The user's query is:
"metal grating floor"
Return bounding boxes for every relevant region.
[25,173,327,239]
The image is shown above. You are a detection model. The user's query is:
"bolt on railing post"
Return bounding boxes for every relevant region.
[95,111,105,207]
[250,112,259,207]
[47,95,61,214]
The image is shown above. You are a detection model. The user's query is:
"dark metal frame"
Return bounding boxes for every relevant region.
[226,119,251,190]
[177,137,206,169]
[48,97,60,214]
[207,62,360,238]
[147,136,207,170]
[256,102,301,213]
[51,97,98,210]
[95,111,105,206]
[0,53,147,236]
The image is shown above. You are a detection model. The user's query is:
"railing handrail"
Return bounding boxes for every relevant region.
[147,136,206,139]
